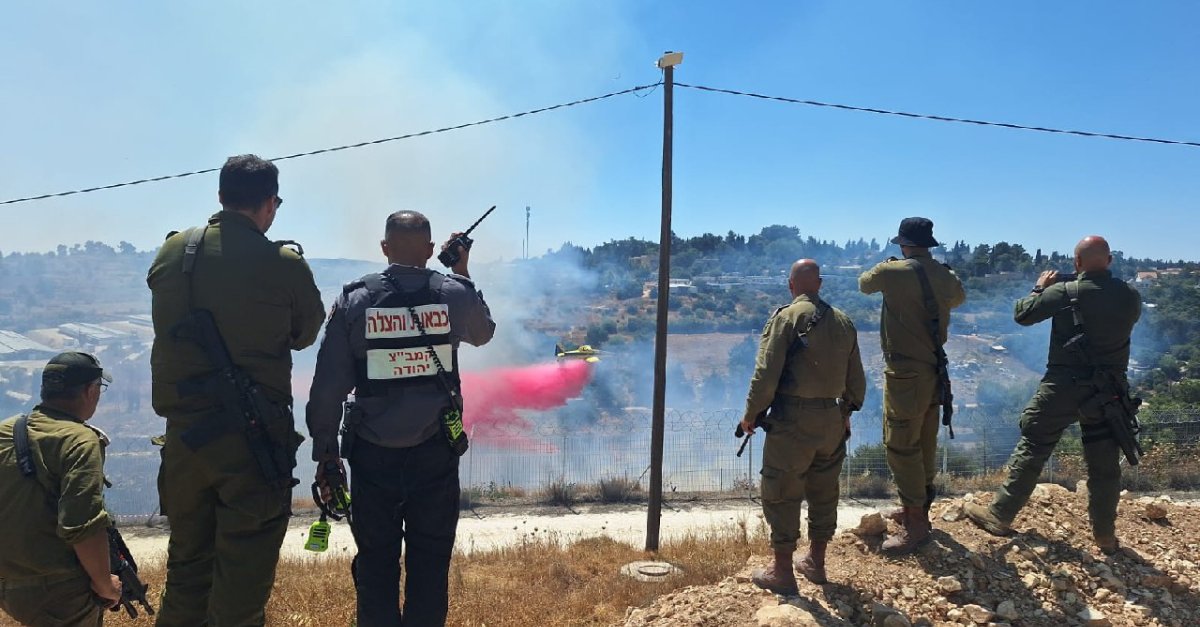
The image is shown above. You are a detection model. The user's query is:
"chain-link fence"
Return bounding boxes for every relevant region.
[100,406,1200,518]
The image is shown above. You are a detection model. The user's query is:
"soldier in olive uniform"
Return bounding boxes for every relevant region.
[147,155,325,625]
[742,259,866,594]
[965,236,1140,555]
[0,352,120,627]
[859,217,965,554]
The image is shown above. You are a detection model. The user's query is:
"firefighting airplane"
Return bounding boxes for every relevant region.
[555,344,603,363]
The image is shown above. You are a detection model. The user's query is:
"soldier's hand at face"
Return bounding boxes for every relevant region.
[1036,270,1058,289]
[92,574,121,609]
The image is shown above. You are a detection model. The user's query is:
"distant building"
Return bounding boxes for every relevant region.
[0,330,58,360]
[59,323,131,345]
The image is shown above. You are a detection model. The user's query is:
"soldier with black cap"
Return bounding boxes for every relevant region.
[0,352,120,626]
[859,217,965,554]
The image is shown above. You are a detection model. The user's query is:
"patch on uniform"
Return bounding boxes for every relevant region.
[365,304,450,339]
[366,345,454,380]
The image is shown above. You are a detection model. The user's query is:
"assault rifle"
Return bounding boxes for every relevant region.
[105,526,154,618]
[173,309,296,489]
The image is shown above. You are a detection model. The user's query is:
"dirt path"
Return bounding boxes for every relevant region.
[120,499,886,563]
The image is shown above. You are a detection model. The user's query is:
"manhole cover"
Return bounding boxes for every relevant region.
[620,560,682,582]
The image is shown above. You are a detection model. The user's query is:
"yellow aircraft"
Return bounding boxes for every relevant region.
[555,344,603,363]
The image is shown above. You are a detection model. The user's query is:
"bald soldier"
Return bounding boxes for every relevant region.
[965,236,1141,554]
[859,217,965,554]
[742,259,866,594]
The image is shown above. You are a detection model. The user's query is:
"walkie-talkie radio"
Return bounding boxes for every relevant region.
[438,205,496,268]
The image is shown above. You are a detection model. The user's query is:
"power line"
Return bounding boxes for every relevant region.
[676,83,1200,149]
[0,82,663,207]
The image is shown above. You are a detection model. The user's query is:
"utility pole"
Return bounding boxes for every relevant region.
[646,50,683,552]
[525,205,531,260]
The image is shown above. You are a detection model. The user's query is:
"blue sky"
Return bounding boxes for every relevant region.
[2,1,1197,262]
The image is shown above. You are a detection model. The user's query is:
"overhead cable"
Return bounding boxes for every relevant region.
[0,82,663,206]
[676,83,1200,149]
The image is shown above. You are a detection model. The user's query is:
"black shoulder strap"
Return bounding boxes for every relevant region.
[14,413,35,478]
[1063,280,1093,364]
[907,259,942,345]
[181,226,208,275]
[787,300,830,356]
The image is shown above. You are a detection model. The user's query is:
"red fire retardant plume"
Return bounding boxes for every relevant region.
[460,360,592,448]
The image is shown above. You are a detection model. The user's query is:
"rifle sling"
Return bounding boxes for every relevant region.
[13,413,35,478]
[906,258,954,436]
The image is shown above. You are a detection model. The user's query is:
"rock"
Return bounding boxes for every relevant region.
[1031,483,1071,502]
[941,503,965,522]
[1095,589,1113,602]
[962,603,994,624]
[1076,480,1089,498]
[1023,573,1047,588]
[882,614,912,627]
[937,576,963,594]
[855,512,888,537]
[901,587,916,600]
[946,609,964,622]
[755,604,821,626]
[996,600,1019,621]
[1145,501,1169,521]
[1078,606,1111,626]
[968,552,985,570]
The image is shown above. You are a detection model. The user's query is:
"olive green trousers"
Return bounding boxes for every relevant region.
[883,362,941,508]
[760,401,847,552]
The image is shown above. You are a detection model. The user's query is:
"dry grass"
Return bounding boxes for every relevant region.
[597,476,643,503]
[538,477,579,506]
[106,519,768,627]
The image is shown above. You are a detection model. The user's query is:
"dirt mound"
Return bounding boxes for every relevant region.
[619,485,1199,626]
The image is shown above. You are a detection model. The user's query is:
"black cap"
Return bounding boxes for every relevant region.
[41,352,112,392]
[890,217,941,248]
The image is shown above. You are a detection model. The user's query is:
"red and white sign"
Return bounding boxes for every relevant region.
[366,345,454,380]
[365,305,450,339]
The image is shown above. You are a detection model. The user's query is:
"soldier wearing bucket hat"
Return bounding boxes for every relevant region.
[0,352,120,626]
[859,218,965,554]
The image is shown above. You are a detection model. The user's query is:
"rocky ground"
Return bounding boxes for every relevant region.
[619,484,1199,626]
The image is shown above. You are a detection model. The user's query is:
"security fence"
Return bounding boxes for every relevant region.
[100,406,1200,518]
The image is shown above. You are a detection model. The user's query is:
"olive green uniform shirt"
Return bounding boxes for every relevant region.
[858,250,966,365]
[0,406,110,581]
[1013,270,1141,368]
[147,210,325,413]
[743,294,867,423]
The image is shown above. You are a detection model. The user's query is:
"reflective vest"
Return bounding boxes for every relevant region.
[351,270,458,397]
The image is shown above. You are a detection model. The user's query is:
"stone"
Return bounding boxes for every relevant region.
[1077,606,1111,626]
[855,512,888,537]
[996,600,1019,621]
[1145,501,1169,521]
[968,552,985,570]
[1076,480,1089,498]
[1031,483,1071,502]
[755,604,821,626]
[1095,589,1113,602]
[941,503,965,522]
[962,603,994,624]
[937,576,963,594]
[882,614,912,627]
[901,587,916,600]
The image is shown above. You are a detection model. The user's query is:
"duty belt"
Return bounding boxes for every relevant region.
[775,396,839,409]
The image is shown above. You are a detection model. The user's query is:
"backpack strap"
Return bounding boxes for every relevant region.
[14,413,35,478]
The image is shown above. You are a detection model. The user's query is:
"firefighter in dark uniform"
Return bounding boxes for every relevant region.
[741,259,866,594]
[965,235,1141,555]
[307,210,495,626]
[858,217,965,554]
[0,352,119,627]
[147,154,325,625]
